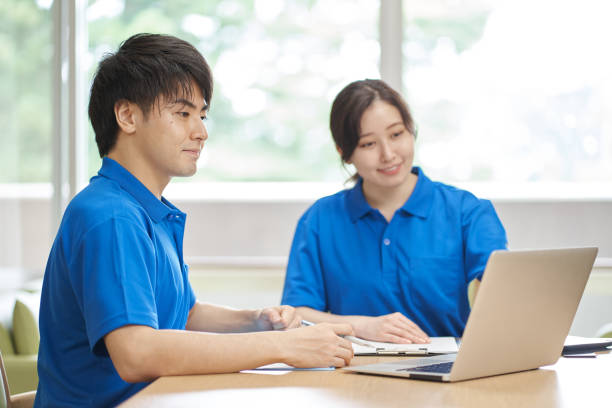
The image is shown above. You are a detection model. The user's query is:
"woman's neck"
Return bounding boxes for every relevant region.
[362,171,418,222]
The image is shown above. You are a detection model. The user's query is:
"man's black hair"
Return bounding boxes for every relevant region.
[88,33,213,157]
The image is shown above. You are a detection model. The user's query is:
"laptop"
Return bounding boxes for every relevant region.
[344,247,598,382]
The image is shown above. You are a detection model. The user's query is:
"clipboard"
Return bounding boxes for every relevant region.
[562,335,612,355]
[351,336,459,356]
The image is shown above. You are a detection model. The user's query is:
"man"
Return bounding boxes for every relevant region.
[35,33,353,407]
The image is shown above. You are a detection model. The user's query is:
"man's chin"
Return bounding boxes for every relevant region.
[173,167,198,178]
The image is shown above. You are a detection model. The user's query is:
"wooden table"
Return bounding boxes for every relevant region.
[120,354,612,407]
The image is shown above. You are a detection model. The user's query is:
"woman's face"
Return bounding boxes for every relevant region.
[348,100,415,192]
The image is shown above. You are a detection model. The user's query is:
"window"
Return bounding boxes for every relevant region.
[0,0,53,275]
[404,0,612,183]
[0,0,53,183]
[86,0,379,181]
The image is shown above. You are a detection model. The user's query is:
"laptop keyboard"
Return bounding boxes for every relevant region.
[398,361,454,374]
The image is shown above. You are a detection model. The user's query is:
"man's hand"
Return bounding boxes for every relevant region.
[253,305,302,331]
[280,323,354,368]
[351,312,430,344]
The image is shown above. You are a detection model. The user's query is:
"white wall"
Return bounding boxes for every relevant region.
[1,195,611,336]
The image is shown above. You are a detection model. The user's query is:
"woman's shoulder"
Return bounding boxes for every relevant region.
[427,177,490,212]
[300,187,353,221]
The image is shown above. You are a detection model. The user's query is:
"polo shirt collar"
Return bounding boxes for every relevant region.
[346,178,373,222]
[399,167,433,219]
[346,167,434,222]
[97,157,180,223]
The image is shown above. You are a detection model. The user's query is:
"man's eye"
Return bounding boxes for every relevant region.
[200,116,207,121]
[179,112,189,118]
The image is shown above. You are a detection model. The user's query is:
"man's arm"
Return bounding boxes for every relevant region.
[184,301,301,333]
[296,307,429,344]
[104,323,353,383]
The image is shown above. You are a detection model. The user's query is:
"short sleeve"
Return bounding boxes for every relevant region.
[462,199,508,282]
[68,217,159,355]
[281,212,327,311]
[184,264,197,312]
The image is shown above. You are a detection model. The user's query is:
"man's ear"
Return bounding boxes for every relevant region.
[336,145,351,164]
[114,100,138,134]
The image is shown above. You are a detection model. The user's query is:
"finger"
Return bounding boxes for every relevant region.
[385,328,427,344]
[337,345,353,366]
[278,306,297,325]
[341,345,354,363]
[388,323,429,343]
[331,356,348,368]
[385,316,429,342]
[394,314,429,340]
[286,312,302,329]
[262,308,285,330]
[338,337,353,352]
[382,333,416,344]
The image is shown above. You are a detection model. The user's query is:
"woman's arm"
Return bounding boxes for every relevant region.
[297,307,429,344]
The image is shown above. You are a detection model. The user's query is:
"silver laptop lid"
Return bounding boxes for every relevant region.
[449,247,597,381]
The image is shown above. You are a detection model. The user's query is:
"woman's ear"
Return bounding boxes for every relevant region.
[114,100,137,135]
[336,145,351,164]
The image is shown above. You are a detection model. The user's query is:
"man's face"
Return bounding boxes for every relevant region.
[135,83,208,184]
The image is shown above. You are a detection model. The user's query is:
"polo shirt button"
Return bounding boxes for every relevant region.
[383,238,391,246]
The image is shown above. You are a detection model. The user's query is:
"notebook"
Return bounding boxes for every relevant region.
[351,337,458,355]
[344,248,598,382]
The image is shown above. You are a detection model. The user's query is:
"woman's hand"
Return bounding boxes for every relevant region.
[351,312,429,344]
[253,305,302,331]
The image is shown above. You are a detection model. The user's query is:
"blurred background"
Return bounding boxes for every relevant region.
[1,0,611,336]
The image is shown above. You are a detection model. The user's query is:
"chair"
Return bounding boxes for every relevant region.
[1,351,35,408]
[467,279,480,308]
[0,293,39,395]
[596,322,612,338]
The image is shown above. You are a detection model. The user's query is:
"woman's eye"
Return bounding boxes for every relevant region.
[360,142,374,148]
[179,112,189,118]
[392,130,404,138]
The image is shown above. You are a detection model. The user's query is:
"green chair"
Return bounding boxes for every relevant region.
[0,293,39,395]
[596,323,612,338]
[467,279,480,308]
[1,351,36,408]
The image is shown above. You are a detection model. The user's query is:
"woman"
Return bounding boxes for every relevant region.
[281,79,507,343]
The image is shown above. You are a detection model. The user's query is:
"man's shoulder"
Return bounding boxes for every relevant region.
[64,176,147,230]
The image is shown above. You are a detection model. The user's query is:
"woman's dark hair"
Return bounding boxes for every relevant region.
[88,33,213,157]
[329,79,415,167]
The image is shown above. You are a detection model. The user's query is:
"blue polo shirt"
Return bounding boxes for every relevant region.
[35,158,196,407]
[281,167,507,337]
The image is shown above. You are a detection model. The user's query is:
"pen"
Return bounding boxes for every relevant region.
[300,320,376,348]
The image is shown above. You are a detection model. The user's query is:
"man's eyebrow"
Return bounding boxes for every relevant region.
[174,98,208,111]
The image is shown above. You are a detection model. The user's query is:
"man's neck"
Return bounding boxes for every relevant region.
[106,150,169,200]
